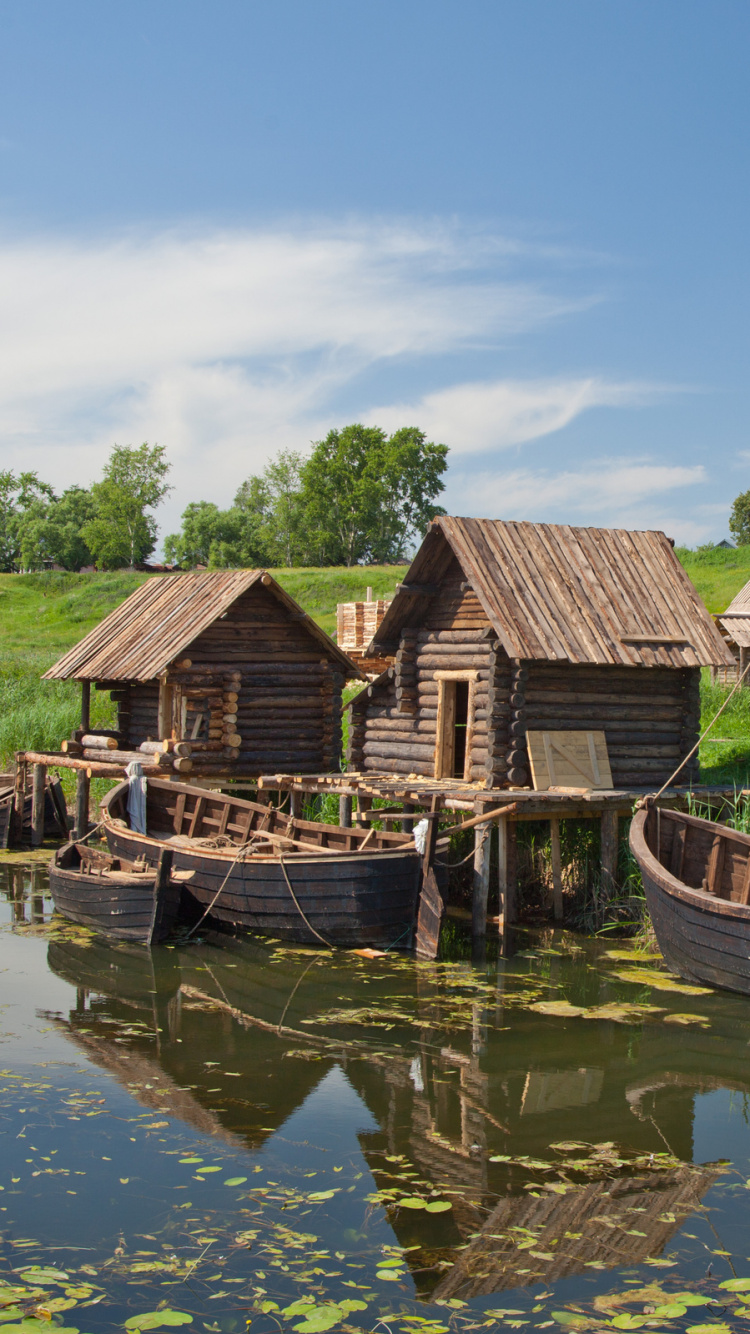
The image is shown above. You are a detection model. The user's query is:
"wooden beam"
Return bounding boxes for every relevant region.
[550,816,563,921]
[600,810,619,898]
[74,769,90,840]
[81,680,91,733]
[31,764,46,847]
[472,809,492,939]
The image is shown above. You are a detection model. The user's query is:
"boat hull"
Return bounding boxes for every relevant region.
[49,844,180,945]
[104,823,420,949]
[630,807,750,996]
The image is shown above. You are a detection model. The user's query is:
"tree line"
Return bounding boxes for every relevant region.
[0,424,447,572]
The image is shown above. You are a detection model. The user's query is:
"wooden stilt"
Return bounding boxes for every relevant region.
[471,814,492,939]
[290,789,303,819]
[550,816,563,921]
[356,794,373,827]
[401,800,414,834]
[31,764,46,847]
[497,815,508,936]
[75,769,90,840]
[81,680,91,733]
[12,755,27,846]
[601,810,619,898]
[339,794,352,828]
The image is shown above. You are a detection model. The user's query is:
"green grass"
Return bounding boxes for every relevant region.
[675,543,750,613]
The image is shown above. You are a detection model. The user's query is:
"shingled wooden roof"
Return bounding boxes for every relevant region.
[718,578,750,649]
[44,569,357,683]
[371,517,733,668]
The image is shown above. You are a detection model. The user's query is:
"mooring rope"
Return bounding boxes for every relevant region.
[184,842,252,939]
[649,657,750,803]
[277,854,334,949]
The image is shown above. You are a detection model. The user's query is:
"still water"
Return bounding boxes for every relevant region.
[1,861,750,1334]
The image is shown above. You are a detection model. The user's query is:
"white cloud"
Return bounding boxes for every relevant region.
[363,376,666,454]
[0,218,686,543]
[445,458,707,535]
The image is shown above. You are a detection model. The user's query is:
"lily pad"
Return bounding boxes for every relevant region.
[425,1200,452,1212]
[124,1311,193,1330]
[719,1279,750,1291]
[529,1001,587,1017]
[612,967,712,995]
[16,1270,69,1284]
[398,1196,426,1209]
[663,1013,711,1026]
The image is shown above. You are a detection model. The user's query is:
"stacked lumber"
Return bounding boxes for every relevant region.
[336,599,391,652]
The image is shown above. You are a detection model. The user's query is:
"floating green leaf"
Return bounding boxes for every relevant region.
[223,1177,247,1187]
[124,1311,194,1330]
[529,1001,587,1018]
[195,1166,221,1174]
[652,1305,688,1317]
[425,1200,452,1212]
[16,1269,68,1284]
[294,1304,344,1333]
[612,967,712,995]
[397,1196,426,1209]
[719,1279,750,1291]
[685,1325,732,1334]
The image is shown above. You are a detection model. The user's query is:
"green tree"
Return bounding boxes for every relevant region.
[82,443,172,569]
[730,491,750,545]
[0,471,56,571]
[300,424,448,565]
[164,501,246,568]
[18,486,96,571]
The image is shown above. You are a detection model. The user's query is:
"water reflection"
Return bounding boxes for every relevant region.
[42,928,742,1298]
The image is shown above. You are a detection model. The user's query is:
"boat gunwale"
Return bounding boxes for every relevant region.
[630,806,750,921]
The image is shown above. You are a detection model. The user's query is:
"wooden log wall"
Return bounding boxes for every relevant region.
[350,548,702,790]
[352,562,495,780]
[523,663,701,788]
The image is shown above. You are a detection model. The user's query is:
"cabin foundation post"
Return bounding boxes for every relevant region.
[80,680,91,733]
[471,809,492,939]
[31,764,46,847]
[498,814,517,941]
[74,770,91,840]
[12,755,27,845]
[550,817,563,921]
[355,794,372,827]
[401,801,414,834]
[600,810,618,899]
[339,794,352,828]
[742,647,749,687]
[290,789,303,819]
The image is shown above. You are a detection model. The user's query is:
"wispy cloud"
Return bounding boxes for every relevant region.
[0,218,683,540]
[447,458,708,541]
[363,376,669,454]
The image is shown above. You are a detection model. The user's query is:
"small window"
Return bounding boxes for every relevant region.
[434,671,478,781]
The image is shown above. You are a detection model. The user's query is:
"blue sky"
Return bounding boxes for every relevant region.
[0,1,748,547]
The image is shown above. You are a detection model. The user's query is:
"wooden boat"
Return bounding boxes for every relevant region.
[629,803,750,995]
[100,776,423,949]
[49,842,180,944]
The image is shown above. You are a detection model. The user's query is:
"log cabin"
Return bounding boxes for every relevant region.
[347,518,734,790]
[44,570,361,780]
[716,578,750,686]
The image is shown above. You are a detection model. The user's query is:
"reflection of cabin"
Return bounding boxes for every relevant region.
[336,592,393,678]
[347,518,733,789]
[45,570,361,780]
[716,579,750,686]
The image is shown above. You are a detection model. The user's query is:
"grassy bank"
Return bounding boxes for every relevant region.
[675,542,750,613]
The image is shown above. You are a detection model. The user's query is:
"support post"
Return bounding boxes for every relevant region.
[601,809,619,900]
[81,680,91,733]
[499,816,518,939]
[401,800,414,835]
[742,647,748,688]
[31,764,46,847]
[290,789,303,819]
[356,794,373,827]
[339,794,352,828]
[75,769,91,840]
[550,817,563,922]
[12,755,27,845]
[471,813,492,940]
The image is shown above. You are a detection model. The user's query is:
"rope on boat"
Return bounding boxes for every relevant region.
[648,656,750,804]
[184,842,252,939]
[278,854,334,949]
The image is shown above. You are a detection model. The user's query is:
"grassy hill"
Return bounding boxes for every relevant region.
[2,551,750,785]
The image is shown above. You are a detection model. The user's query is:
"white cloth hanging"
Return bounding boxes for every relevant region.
[413,818,430,855]
[125,760,147,834]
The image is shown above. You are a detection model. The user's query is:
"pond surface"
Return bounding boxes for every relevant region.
[1,861,750,1334]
